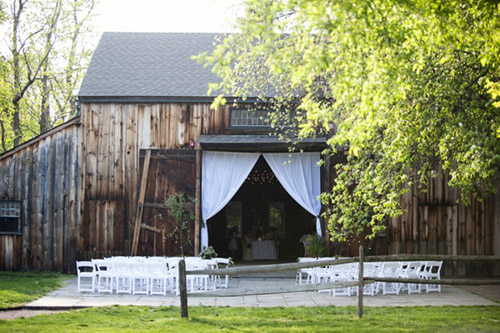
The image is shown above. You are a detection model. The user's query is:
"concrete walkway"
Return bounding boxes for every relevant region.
[27,276,498,308]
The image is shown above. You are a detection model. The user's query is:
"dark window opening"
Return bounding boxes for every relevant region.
[0,201,21,235]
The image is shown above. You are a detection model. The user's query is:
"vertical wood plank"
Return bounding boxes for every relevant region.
[446,206,453,255]
[54,132,65,269]
[151,104,160,149]
[125,104,138,252]
[43,135,54,269]
[21,148,31,267]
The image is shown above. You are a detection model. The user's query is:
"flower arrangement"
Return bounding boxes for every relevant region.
[200,245,218,259]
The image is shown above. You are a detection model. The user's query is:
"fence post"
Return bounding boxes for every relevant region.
[358,245,364,319]
[179,259,188,318]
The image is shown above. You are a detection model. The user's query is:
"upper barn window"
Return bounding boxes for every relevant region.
[230,108,271,128]
[0,200,21,235]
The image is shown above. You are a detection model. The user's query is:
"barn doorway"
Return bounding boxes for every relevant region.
[207,156,316,260]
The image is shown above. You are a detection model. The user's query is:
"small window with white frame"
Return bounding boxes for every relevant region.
[230,108,271,128]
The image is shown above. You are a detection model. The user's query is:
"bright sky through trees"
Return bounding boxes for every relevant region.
[94,0,242,34]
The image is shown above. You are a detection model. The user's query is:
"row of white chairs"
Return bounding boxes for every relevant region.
[297,258,443,297]
[76,256,231,296]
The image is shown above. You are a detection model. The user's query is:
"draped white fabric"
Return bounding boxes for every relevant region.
[201,151,260,249]
[263,152,322,237]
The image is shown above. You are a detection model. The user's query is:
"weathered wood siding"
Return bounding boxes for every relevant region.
[139,150,196,256]
[385,175,500,276]
[0,119,82,272]
[79,102,228,259]
[3,98,497,274]
[80,101,500,275]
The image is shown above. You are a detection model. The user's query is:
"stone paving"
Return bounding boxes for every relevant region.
[27,276,499,309]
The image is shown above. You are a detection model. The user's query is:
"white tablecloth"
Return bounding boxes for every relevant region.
[252,240,277,260]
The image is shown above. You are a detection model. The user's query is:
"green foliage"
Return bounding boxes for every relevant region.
[0,0,97,153]
[162,192,196,256]
[305,234,325,257]
[199,245,218,259]
[0,271,70,309]
[198,0,500,242]
[1,305,500,331]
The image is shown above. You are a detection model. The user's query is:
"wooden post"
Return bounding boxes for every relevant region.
[194,145,201,255]
[358,245,364,319]
[131,150,151,256]
[179,259,188,318]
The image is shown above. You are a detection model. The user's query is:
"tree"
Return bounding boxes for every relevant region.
[0,0,96,151]
[198,0,500,241]
[31,0,96,133]
[0,1,13,152]
[163,192,196,256]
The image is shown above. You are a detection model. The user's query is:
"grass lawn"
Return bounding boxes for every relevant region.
[0,305,499,332]
[0,272,499,331]
[0,271,70,309]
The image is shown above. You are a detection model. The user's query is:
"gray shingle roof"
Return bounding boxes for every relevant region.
[78,32,225,99]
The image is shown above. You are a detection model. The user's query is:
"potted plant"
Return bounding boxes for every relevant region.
[306,234,326,258]
[199,245,218,259]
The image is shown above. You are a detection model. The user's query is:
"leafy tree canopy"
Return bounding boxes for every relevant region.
[0,0,97,153]
[198,0,500,241]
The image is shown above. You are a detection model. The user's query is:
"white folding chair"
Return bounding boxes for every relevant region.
[214,258,231,289]
[315,266,336,293]
[76,261,96,293]
[331,263,357,297]
[165,258,181,294]
[93,259,115,293]
[423,261,443,293]
[380,261,402,295]
[113,261,133,294]
[400,261,425,294]
[185,258,211,293]
[149,262,169,296]
[361,262,380,296]
[131,263,150,295]
[296,257,318,285]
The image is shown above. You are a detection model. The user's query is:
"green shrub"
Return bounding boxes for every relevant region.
[306,234,325,257]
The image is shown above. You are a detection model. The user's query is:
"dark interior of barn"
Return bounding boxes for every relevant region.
[207,156,316,261]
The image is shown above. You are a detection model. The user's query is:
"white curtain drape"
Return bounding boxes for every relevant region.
[201,151,260,249]
[263,152,322,237]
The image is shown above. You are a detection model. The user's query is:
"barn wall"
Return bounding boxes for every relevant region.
[0,119,82,272]
[327,171,499,276]
[79,102,228,259]
[384,174,500,276]
[80,101,499,273]
[3,99,496,273]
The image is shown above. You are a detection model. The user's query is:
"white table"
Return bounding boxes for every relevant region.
[251,240,277,260]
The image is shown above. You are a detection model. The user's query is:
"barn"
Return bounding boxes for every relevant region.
[0,32,498,274]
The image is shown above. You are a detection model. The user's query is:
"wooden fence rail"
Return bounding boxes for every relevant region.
[178,249,500,319]
[185,255,499,277]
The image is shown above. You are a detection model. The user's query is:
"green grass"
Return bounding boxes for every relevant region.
[0,272,498,331]
[1,305,499,332]
[0,271,70,309]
